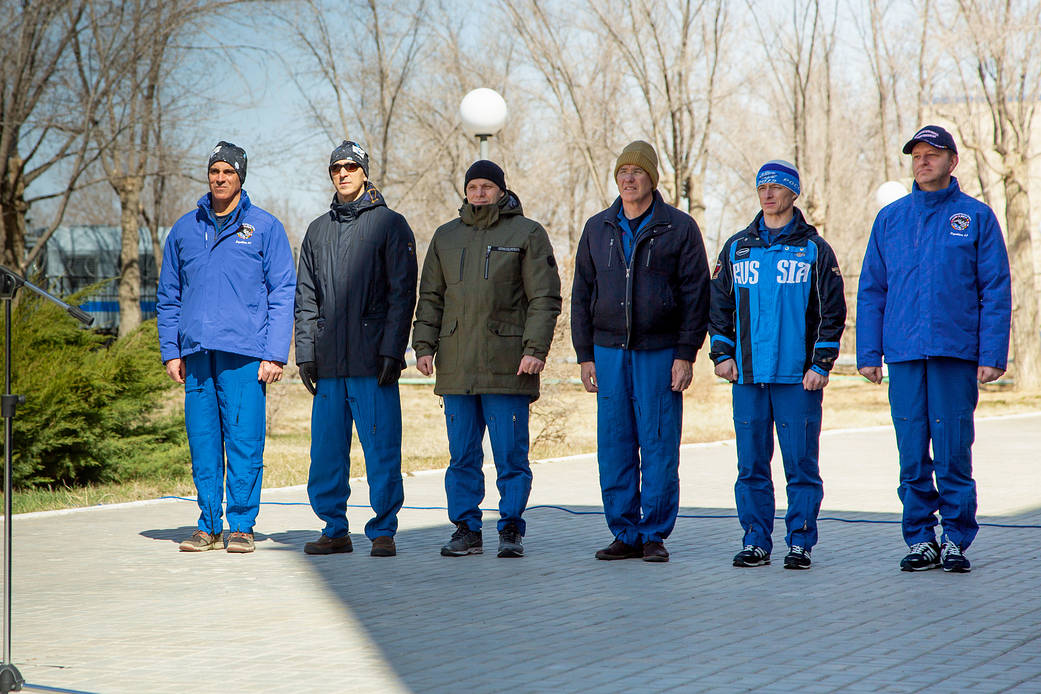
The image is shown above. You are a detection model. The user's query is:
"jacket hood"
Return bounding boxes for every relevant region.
[330,182,386,222]
[459,189,524,229]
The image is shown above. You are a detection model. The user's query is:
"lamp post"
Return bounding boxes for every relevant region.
[459,88,507,160]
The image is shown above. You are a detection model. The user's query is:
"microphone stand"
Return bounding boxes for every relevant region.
[0,266,94,693]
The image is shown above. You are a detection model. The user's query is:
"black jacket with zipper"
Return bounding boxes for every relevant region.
[294,183,418,378]
[571,190,710,363]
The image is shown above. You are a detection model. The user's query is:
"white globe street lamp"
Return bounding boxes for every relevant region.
[875,180,908,208]
[459,88,507,161]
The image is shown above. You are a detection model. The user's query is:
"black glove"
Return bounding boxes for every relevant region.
[298,361,317,395]
[377,356,402,386]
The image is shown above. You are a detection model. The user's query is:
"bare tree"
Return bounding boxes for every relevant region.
[944,0,1041,389]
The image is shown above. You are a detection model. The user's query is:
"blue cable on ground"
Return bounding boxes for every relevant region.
[23,684,101,694]
[157,496,1041,529]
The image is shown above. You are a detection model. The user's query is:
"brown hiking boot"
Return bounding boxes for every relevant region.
[226,531,255,553]
[370,536,396,557]
[595,539,643,560]
[642,541,670,562]
[179,530,223,552]
[304,533,353,555]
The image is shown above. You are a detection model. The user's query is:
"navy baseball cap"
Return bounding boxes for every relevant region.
[902,125,958,155]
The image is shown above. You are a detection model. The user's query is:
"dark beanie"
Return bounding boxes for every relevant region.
[464,160,506,192]
[208,141,247,183]
[329,140,370,178]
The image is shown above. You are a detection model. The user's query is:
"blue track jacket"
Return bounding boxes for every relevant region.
[157,190,296,364]
[856,177,1011,369]
[709,208,846,384]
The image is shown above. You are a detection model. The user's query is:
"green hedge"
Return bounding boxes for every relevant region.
[0,288,188,489]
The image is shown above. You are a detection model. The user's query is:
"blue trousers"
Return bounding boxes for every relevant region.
[308,377,404,540]
[888,358,979,549]
[732,383,824,553]
[443,394,532,534]
[184,350,266,534]
[594,345,682,545]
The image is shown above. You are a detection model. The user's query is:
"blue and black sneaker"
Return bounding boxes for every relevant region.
[783,545,812,570]
[941,542,971,573]
[900,540,941,572]
[733,545,770,567]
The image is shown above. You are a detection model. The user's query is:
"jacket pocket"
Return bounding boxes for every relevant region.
[435,318,459,372]
[442,247,466,284]
[487,318,524,375]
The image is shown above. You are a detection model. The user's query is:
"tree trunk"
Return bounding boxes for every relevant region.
[1003,161,1041,389]
[1,156,27,270]
[117,176,143,338]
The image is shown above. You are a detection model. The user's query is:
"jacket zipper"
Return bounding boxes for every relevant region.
[620,222,669,349]
[608,238,614,268]
[645,237,656,267]
[484,245,491,280]
[459,248,466,280]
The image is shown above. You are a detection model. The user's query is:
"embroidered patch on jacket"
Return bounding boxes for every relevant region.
[831,266,841,277]
[237,223,255,240]
[711,261,722,280]
[735,247,750,258]
[949,213,971,231]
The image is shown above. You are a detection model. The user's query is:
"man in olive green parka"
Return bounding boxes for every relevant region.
[414,160,561,558]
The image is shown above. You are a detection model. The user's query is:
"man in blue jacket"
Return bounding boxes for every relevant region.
[295,141,417,558]
[710,160,846,570]
[857,125,1011,573]
[572,141,710,563]
[157,141,296,554]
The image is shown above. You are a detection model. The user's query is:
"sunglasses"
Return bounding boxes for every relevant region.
[329,162,362,175]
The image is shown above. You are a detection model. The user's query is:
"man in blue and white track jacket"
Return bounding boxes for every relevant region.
[710,160,846,571]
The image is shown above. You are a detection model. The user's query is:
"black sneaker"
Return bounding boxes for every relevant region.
[733,545,770,567]
[900,540,940,572]
[941,542,971,573]
[783,545,812,570]
[441,522,483,556]
[497,523,524,558]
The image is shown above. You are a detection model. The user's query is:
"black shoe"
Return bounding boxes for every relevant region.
[497,523,524,558]
[733,545,771,567]
[900,540,940,572]
[941,541,971,573]
[594,539,643,560]
[440,522,482,556]
[642,541,669,562]
[783,545,811,570]
[304,533,353,555]
[370,536,396,557]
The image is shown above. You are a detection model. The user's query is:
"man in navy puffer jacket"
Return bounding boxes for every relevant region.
[857,125,1011,573]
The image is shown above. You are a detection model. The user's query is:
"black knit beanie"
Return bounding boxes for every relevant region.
[208,141,247,183]
[464,160,506,192]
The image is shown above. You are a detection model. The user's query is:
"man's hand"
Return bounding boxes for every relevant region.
[298,361,317,395]
[517,355,546,375]
[416,355,434,376]
[671,359,693,392]
[978,365,1004,384]
[165,358,185,385]
[378,356,402,386]
[257,360,283,384]
[579,361,597,393]
[859,366,883,384]
[714,358,738,383]
[803,369,829,391]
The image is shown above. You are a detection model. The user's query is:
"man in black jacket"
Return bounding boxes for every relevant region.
[571,140,710,562]
[295,141,418,557]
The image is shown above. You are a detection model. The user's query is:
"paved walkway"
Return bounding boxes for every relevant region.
[7,414,1041,693]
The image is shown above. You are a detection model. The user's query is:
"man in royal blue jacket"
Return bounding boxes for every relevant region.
[857,125,1011,573]
[710,160,846,571]
[157,141,296,554]
[572,141,710,563]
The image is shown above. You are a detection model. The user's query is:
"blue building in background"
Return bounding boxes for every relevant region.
[26,226,170,332]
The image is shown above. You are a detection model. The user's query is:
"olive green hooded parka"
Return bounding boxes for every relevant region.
[413,190,561,400]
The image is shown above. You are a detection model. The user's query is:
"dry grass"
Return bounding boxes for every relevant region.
[9,354,1040,515]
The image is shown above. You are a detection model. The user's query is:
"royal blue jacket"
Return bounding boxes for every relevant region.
[709,208,846,384]
[856,178,1011,369]
[157,190,296,364]
[571,191,710,362]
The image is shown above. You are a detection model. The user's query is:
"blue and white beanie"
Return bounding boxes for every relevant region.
[755,159,800,196]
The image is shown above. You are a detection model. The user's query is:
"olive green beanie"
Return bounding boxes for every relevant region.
[614,140,659,188]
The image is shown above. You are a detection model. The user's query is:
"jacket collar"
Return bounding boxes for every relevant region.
[198,189,251,235]
[741,206,816,243]
[911,176,960,209]
[330,182,386,222]
[605,190,671,232]
[459,189,524,229]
